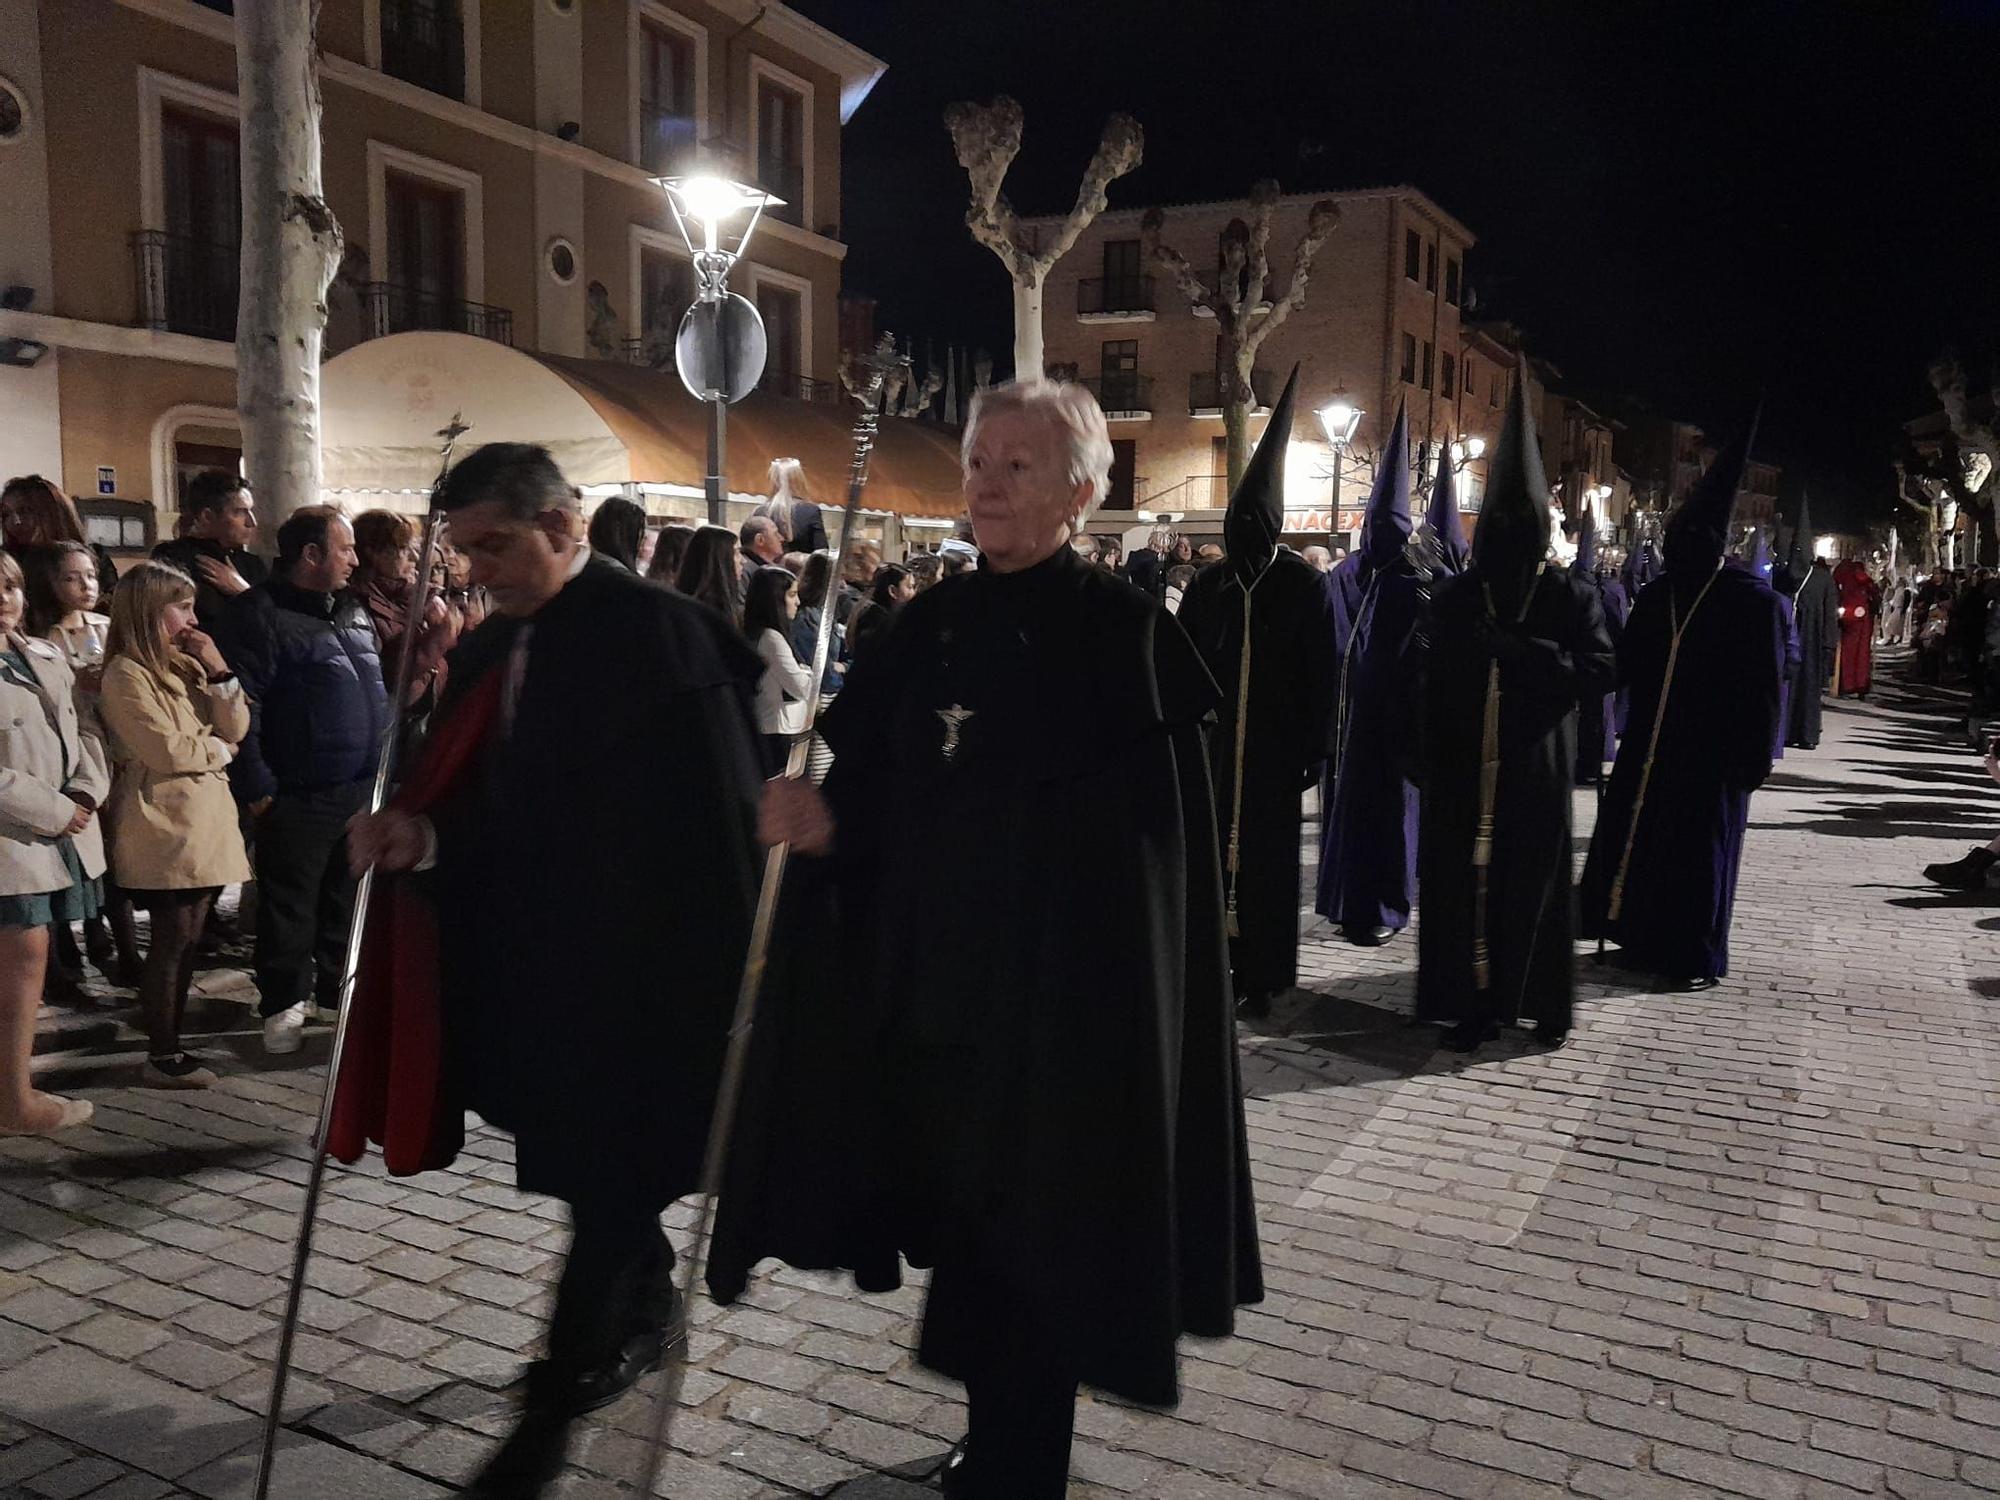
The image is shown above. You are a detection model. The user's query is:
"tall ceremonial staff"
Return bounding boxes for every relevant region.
[251,415,468,1500]
[633,341,900,1496]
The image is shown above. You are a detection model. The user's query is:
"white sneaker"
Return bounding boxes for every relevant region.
[263,1002,309,1055]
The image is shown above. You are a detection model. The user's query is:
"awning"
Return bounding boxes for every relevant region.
[320,331,965,518]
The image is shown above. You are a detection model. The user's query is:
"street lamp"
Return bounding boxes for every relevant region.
[1316,388,1364,534]
[1448,435,1486,471]
[655,171,782,522]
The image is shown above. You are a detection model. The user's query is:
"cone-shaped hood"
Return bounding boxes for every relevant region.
[1471,373,1552,576]
[1362,401,1414,566]
[1425,442,1469,574]
[1784,491,1816,578]
[1575,503,1598,573]
[1623,537,1660,595]
[1665,411,1758,580]
[1222,364,1299,588]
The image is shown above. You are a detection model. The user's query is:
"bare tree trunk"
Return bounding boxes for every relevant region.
[1012,273,1045,381]
[237,0,343,529]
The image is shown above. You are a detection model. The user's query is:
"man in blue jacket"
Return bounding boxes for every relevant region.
[218,507,408,1055]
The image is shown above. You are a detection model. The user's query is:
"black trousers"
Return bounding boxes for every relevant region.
[540,1197,677,1387]
[252,783,367,1018]
[940,1262,1080,1499]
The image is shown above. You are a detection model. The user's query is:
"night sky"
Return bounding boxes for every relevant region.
[790,0,2000,532]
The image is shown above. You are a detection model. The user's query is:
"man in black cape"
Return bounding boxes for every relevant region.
[348,444,765,1498]
[1416,379,1615,1051]
[1317,403,1423,944]
[1178,368,1337,1013]
[715,379,1261,1499]
[1572,505,1628,783]
[1579,418,1787,986]
[1776,493,1837,750]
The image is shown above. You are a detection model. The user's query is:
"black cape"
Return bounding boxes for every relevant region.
[1786,562,1837,748]
[1417,567,1614,1028]
[430,556,765,1209]
[1579,565,1786,980]
[1176,548,1337,996]
[708,546,1262,1406]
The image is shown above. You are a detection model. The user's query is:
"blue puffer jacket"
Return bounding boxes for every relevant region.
[217,578,390,803]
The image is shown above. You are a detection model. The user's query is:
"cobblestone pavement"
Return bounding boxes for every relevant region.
[5,668,2000,1498]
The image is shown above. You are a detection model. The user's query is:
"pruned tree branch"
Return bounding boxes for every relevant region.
[1245,198,1339,358]
[944,97,1031,278]
[1034,111,1144,272]
[1241,179,1278,312]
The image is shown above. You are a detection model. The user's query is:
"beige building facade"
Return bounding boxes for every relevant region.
[1027,187,1493,535]
[0,0,883,543]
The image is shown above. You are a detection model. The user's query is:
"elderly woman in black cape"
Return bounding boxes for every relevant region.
[733,379,1263,1499]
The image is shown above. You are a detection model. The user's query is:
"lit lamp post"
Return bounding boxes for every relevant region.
[1316,388,1364,530]
[1448,435,1486,472]
[655,172,780,523]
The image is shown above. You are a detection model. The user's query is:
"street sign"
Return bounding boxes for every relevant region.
[96,466,115,495]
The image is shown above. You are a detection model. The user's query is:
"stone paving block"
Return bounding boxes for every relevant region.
[182,1433,447,1500]
[23,1455,124,1499]
[0,1347,260,1479]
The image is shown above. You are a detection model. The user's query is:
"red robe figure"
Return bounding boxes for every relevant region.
[1833,558,1880,697]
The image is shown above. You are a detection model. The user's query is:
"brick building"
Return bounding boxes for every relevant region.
[1024,187,1500,536]
[0,0,932,545]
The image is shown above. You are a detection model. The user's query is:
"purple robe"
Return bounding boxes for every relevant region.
[1317,563,1421,932]
[1579,567,1786,981]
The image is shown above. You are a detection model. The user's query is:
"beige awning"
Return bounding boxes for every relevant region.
[321,331,966,519]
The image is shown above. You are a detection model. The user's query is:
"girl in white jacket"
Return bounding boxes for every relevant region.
[744,563,813,776]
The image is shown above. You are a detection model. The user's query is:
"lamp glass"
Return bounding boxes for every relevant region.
[1317,400,1361,448]
[1466,436,1486,459]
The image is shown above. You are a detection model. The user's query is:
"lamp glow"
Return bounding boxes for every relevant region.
[1317,394,1362,448]
[1466,436,1486,461]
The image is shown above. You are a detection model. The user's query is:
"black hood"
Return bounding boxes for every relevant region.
[1470,372,1552,578]
[1223,364,1300,589]
[1665,412,1758,581]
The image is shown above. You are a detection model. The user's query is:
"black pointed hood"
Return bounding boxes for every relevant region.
[1574,502,1598,573]
[1223,364,1299,588]
[1784,491,1816,578]
[1665,412,1758,581]
[1362,400,1414,567]
[1425,440,1469,574]
[1471,372,1552,577]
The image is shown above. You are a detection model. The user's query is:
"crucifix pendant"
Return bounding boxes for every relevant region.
[936,704,974,762]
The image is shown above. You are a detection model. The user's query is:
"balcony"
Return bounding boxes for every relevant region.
[363,282,512,345]
[381,0,466,101]
[132,230,237,342]
[758,368,840,404]
[639,100,698,176]
[1081,373,1153,420]
[1077,276,1155,322]
[1189,368,1275,417]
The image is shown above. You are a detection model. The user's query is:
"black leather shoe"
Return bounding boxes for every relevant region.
[1341,924,1396,947]
[1925,846,1997,889]
[531,1326,668,1419]
[939,1438,974,1498]
[1532,1022,1571,1049]
[1439,1020,1497,1054]
[457,1407,573,1499]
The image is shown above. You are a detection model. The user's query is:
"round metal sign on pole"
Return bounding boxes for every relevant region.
[675,293,768,405]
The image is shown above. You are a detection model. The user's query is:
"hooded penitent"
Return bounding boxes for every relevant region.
[1782,491,1837,748]
[1223,367,1300,590]
[1571,500,1626,781]
[1575,503,1599,573]
[1177,362,1337,1000]
[1424,439,1470,575]
[1363,401,1414,569]
[1471,375,1554,606]
[1579,408,1788,982]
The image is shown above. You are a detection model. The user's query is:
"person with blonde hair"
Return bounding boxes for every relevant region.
[766,456,827,553]
[0,549,106,1134]
[98,561,250,1087]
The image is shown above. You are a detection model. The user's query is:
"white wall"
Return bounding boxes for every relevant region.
[0,0,63,479]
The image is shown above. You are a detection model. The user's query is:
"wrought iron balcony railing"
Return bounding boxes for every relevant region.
[132,230,238,342]
[1081,373,1154,414]
[639,100,698,176]
[1077,276,1155,316]
[362,282,512,344]
[759,368,839,404]
[1189,368,1275,413]
[757,161,806,227]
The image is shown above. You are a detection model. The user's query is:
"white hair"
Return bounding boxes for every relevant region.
[961,379,1116,528]
[767,456,806,503]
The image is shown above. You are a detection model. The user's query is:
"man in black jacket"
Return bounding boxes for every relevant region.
[152,470,266,628]
[348,444,764,1498]
[217,507,399,1056]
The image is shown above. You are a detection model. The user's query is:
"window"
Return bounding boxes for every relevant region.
[1421,341,1434,391]
[148,105,240,340]
[1102,237,1144,307]
[383,171,465,326]
[755,75,806,228]
[1464,358,1475,395]
[1100,338,1140,410]
[1404,228,1421,282]
[1440,351,1456,396]
[381,0,466,101]
[639,20,697,174]
[1106,439,1138,511]
[756,279,804,381]
[636,245,692,361]
[1491,370,1504,408]
[1445,256,1462,307]
[1425,241,1437,292]
[1400,332,1416,384]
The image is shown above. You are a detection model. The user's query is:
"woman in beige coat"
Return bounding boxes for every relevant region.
[0,550,107,1134]
[98,562,250,1089]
